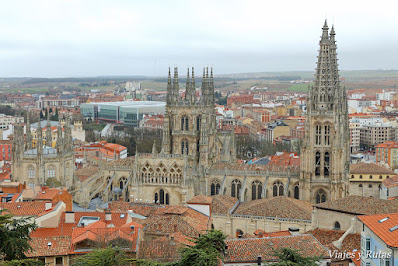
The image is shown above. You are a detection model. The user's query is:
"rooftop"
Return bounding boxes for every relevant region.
[315,195,398,215]
[224,234,329,263]
[350,163,394,175]
[359,213,398,248]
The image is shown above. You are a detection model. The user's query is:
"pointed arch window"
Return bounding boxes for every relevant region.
[181,115,189,131]
[231,179,242,199]
[324,124,330,145]
[251,180,263,200]
[294,185,300,199]
[316,189,327,204]
[315,152,321,176]
[315,124,321,145]
[324,152,330,176]
[28,166,35,178]
[211,180,221,196]
[181,140,189,155]
[272,181,284,197]
[156,189,169,205]
[196,115,201,131]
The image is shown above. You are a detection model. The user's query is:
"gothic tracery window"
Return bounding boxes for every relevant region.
[181,115,189,131]
[251,180,263,200]
[324,124,330,145]
[231,179,242,199]
[324,152,330,176]
[211,180,221,196]
[315,124,321,145]
[28,166,35,178]
[315,152,321,176]
[47,166,55,179]
[316,189,327,204]
[181,140,189,155]
[196,115,201,131]
[272,181,284,197]
[155,189,169,205]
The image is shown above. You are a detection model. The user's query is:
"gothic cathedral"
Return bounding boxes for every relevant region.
[300,21,350,203]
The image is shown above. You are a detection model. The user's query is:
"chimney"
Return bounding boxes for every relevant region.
[258,231,263,238]
[105,212,112,221]
[45,202,52,211]
[65,211,75,223]
[288,227,300,236]
[257,256,262,266]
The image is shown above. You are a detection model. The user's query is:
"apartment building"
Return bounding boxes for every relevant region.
[360,124,395,149]
[375,141,398,169]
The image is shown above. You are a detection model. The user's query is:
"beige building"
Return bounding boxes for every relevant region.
[312,195,398,234]
[360,124,395,148]
[348,162,394,198]
[11,116,75,190]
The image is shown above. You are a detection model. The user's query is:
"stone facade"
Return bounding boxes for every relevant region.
[300,21,350,204]
[11,115,75,190]
[74,22,349,208]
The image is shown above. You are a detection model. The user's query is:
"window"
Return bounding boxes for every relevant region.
[315,124,321,145]
[334,221,341,230]
[294,185,299,199]
[351,175,354,179]
[231,179,242,199]
[156,189,169,205]
[365,238,370,251]
[28,166,35,178]
[324,124,330,145]
[315,152,321,176]
[196,115,201,131]
[324,152,330,176]
[211,180,221,196]
[359,184,363,188]
[181,115,189,131]
[251,180,262,200]
[379,175,383,179]
[56,257,63,265]
[316,189,326,204]
[360,175,363,179]
[181,140,189,155]
[369,175,372,179]
[47,166,55,179]
[272,181,284,197]
[369,184,373,188]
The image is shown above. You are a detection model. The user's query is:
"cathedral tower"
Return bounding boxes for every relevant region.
[300,21,350,203]
[161,66,218,170]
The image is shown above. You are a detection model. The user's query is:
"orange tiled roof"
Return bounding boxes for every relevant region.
[315,195,398,215]
[187,195,213,205]
[383,175,398,188]
[307,228,360,252]
[359,213,398,248]
[210,195,238,215]
[234,197,312,220]
[0,201,49,216]
[75,166,99,181]
[350,163,394,175]
[224,234,329,263]
[35,188,64,200]
[27,236,71,257]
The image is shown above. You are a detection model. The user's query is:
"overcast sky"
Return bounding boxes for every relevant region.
[0,0,397,77]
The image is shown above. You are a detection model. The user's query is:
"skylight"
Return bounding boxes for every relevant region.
[378,217,389,223]
[389,225,398,232]
[120,214,125,218]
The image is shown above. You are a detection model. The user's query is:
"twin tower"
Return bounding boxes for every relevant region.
[166,67,215,106]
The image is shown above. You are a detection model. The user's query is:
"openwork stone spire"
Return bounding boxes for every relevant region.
[309,20,343,113]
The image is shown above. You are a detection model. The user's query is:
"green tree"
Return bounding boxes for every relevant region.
[266,248,322,266]
[71,247,130,266]
[177,230,226,266]
[0,210,37,261]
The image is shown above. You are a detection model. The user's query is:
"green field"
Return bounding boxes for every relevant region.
[285,83,312,92]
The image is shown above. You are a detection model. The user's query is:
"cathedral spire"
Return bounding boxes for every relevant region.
[310,22,341,112]
[46,109,52,147]
[185,68,191,101]
[172,67,179,103]
[25,114,32,150]
[321,19,329,42]
[166,67,172,105]
[191,67,196,103]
